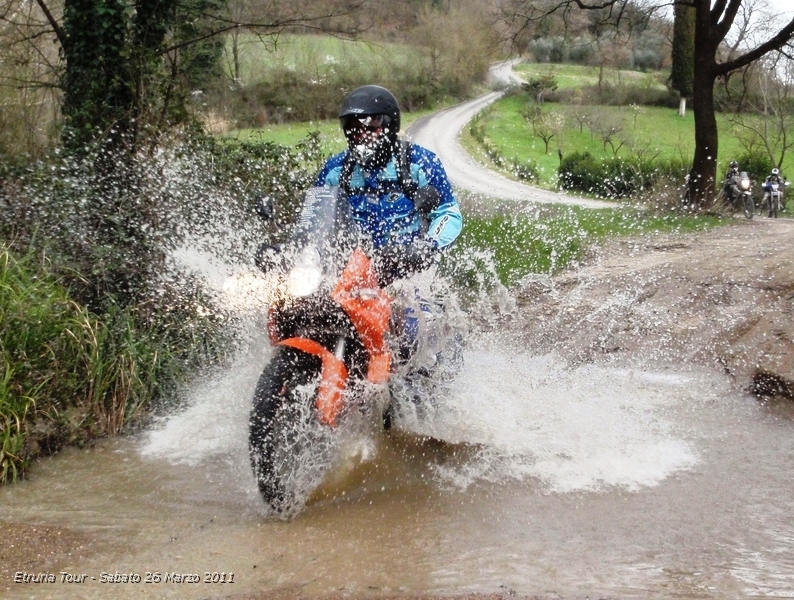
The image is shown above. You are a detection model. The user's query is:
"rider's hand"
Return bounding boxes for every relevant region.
[375,238,437,286]
[413,185,441,218]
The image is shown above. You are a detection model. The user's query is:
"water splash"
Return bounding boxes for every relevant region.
[423,348,700,493]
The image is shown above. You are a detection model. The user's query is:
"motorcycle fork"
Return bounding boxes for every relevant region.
[333,336,346,361]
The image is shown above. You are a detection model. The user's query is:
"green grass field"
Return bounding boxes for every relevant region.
[225,33,424,87]
[461,93,794,188]
[450,205,721,286]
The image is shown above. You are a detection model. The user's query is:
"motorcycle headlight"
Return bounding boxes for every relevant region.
[740,178,751,190]
[285,246,323,297]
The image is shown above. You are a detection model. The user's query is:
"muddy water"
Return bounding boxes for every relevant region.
[4,329,794,600]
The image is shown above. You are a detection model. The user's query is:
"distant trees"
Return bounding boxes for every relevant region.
[408,0,497,98]
[19,0,369,152]
[726,55,794,171]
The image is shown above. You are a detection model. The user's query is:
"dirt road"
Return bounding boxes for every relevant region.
[405,67,611,209]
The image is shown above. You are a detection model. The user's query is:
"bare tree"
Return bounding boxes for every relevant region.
[590,108,627,155]
[565,105,594,133]
[0,0,61,156]
[524,105,566,153]
[726,54,794,170]
[408,0,497,98]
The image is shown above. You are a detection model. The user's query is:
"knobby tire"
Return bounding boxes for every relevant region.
[743,195,754,220]
[249,346,326,516]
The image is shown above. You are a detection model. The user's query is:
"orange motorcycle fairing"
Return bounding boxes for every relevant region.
[277,337,348,427]
[331,248,393,384]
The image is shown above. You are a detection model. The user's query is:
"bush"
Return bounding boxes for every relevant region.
[732,151,773,182]
[510,157,540,182]
[633,48,666,72]
[558,151,688,198]
[0,130,325,481]
[526,37,567,64]
[547,84,676,108]
[0,247,204,482]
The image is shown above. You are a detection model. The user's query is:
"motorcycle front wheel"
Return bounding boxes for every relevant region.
[249,346,332,516]
[770,194,779,218]
[743,194,754,219]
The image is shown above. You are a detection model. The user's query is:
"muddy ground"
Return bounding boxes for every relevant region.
[510,216,794,402]
[3,216,793,600]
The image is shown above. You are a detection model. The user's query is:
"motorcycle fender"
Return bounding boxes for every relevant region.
[331,248,393,384]
[277,337,348,428]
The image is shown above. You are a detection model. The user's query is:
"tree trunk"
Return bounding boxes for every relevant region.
[690,71,718,207]
[61,0,133,151]
[232,28,240,83]
[688,0,720,208]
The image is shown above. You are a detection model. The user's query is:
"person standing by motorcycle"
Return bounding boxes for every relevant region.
[315,85,463,286]
[762,167,786,211]
[723,160,741,206]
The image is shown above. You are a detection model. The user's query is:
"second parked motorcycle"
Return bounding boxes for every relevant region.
[766,180,789,218]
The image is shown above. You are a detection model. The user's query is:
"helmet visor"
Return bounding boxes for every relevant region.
[341,114,392,134]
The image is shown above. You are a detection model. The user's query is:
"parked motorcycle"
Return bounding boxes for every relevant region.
[249,186,461,515]
[723,170,755,219]
[766,180,789,218]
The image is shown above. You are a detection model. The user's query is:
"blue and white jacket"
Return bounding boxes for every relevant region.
[315,143,463,250]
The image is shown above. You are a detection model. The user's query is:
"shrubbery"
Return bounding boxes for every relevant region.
[731,151,773,182]
[0,131,323,482]
[546,84,677,108]
[0,247,182,480]
[558,151,689,198]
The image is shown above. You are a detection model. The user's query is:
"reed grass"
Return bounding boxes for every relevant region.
[0,246,172,482]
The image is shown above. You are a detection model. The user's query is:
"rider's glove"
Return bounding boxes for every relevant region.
[375,238,437,286]
[412,185,441,219]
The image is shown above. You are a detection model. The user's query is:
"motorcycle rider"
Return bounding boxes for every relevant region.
[723,160,741,206]
[762,167,786,212]
[315,85,463,286]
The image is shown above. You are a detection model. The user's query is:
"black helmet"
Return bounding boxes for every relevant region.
[339,85,401,168]
[730,160,739,170]
[339,85,401,134]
